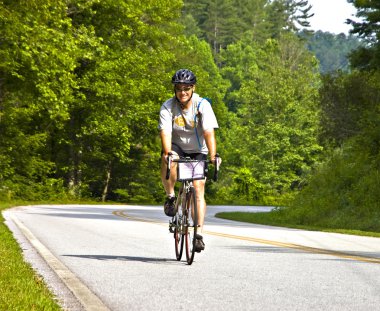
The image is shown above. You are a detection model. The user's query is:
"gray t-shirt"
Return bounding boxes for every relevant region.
[158,93,219,154]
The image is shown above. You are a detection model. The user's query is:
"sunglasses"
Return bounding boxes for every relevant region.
[175,86,193,92]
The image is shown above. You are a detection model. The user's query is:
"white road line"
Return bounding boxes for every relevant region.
[9,213,111,311]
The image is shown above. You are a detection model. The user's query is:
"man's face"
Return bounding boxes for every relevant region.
[174,84,194,104]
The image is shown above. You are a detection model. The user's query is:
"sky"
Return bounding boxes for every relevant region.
[307,0,358,34]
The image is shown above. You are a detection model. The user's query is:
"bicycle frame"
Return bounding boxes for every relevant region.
[169,160,199,264]
[166,154,220,265]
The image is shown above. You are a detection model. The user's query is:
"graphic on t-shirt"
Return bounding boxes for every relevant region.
[175,115,195,128]
[175,116,185,127]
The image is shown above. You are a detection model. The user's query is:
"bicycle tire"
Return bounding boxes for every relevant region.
[174,188,184,260]
[185,186,198,265]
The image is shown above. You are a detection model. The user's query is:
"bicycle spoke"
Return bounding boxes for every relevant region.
[174,187,184,261]
[185,187,197,265]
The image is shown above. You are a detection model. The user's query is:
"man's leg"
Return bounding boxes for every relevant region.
[161,152,178,216]
[193,179,206,232]
[160,153,177,196]
[193,179,206,252]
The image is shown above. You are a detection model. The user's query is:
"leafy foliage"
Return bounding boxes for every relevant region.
[283,67,380,231]
[0,0,229,202]
[348,0,380,69]
[218,34,322,203]
[286,138,380,231]
[304,30,364,73]
[1,0,378,215]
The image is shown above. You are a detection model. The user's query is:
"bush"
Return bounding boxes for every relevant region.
[286,140,380,232]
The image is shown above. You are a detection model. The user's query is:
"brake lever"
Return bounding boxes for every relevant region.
[165,152,173,180]
[213,153,220,181]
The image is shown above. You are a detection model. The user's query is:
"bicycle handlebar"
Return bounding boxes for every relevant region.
[165,153,221,181]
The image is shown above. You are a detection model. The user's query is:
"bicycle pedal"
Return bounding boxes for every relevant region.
[169,221,174,233]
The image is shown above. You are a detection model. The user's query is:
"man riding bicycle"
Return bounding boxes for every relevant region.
[158,69,219,252]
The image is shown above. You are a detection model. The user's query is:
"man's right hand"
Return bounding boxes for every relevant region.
[164,151,173,164]
[163,151,179,165]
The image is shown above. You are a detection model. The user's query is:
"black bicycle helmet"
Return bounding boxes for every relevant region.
[171,69,197,85]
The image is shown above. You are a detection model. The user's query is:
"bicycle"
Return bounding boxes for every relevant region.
[166,153,220,265]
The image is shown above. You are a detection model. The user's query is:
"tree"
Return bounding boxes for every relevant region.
[347,0,380,42]
[58,0,186,199]
[220,33,322,202]
[183,0,314,51]
[347,0,380,69]
[1,0,233,202]
[304,31,363,73]
[288,70,380,231]
[285,0,380,227]
[318,71,375,148]
[183,0,241,55]
[266,0,313,38]
[0,0,82,199]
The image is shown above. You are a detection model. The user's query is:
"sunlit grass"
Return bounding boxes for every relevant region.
[0,201,62,310]
[215,210,380,238]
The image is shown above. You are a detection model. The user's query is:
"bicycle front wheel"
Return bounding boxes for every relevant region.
[184,186,198,265]
[174,189,184,261]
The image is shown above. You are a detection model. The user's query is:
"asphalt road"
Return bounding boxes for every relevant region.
[4,204,380,311]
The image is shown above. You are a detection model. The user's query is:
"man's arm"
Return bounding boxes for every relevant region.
[204,129,216,162]
[160,130,172,159]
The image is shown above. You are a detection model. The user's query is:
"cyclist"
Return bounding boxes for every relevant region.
[158,69,219,252]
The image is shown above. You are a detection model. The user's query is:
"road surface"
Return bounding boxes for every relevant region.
[4,204,380,311]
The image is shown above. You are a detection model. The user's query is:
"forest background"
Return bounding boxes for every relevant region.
[0,0,379,231]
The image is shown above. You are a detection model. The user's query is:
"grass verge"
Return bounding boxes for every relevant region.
[215,210,380,238]
[0,201,62,310]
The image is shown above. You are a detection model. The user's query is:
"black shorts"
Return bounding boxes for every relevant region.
[163,143,207,161]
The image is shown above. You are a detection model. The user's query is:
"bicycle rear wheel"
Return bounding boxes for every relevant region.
[174,189,184,260]
[184,186,198,265]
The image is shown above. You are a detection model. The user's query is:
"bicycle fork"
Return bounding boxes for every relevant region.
[168,186,186,233]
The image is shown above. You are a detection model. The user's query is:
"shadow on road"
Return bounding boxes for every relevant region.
[62,254,178,264]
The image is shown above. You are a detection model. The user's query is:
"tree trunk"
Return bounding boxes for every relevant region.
[102,161,112,202]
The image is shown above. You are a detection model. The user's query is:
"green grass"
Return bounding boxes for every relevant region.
[215,210,380,238]
[0,201,62,310]
[0,199,121,310]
